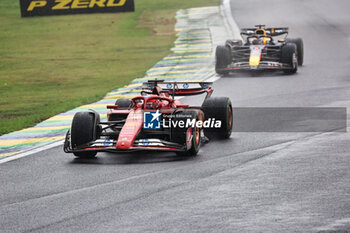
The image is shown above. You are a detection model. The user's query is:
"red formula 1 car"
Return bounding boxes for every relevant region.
[64,80,233,158]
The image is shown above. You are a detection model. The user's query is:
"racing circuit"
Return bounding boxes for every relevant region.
[1,0,350,232]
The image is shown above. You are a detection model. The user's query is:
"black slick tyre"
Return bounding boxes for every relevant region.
[71,112,98,158]
[172,111,201,157]
[201,97,233,139]
[281,43,298,74]
[286,38,304,66]
[215,45,231,75]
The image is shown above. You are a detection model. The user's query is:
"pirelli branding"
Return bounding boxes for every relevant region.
[20,0,135,17]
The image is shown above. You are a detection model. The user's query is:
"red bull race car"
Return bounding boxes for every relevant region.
[64,80,233,158]
[215,25,304,75]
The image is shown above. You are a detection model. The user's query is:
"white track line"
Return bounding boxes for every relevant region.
[0,140,64,164]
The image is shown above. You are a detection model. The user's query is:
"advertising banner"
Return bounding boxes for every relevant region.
[20,0,135,17]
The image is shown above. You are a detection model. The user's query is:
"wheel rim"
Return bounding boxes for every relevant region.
[227,105,233,130]
[186,128,193,147]
[194,125,200,145]
[292,53,297,69]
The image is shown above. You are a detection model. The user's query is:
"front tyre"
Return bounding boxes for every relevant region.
[71,112,98,158]
[281,43,298,74]
[202,97,233,139]
[215,45,232,75]
[286,38,304,66]
[172,111,201,157]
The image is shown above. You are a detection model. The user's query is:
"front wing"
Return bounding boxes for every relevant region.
[217,61,293,72]
[63,131,186,153]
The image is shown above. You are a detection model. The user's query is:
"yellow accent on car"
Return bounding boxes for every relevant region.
[249,55,261,66]
[262,37,271,45]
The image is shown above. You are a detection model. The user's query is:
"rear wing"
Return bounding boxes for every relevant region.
[142,80,213,97]
[240,27,289,37]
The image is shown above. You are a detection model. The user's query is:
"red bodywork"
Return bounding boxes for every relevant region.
[64,81,213,153]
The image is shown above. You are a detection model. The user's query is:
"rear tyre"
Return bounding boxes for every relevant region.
[202,97,233,139]
[286,38,304,66]
[281,43,298,74]
[172,111,201,157]
[115,98,132,109]
[215,45,232,75]
[71,112,98,158]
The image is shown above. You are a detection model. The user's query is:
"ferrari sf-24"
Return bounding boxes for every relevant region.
[64,80,233,158]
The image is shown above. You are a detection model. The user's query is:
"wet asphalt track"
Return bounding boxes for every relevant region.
[1,0,350,232]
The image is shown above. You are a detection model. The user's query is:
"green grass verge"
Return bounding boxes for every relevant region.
[0,0,219,135]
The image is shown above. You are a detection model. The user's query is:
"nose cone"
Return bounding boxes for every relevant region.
[249,46,262,67]
[249,55,261,66]
[116,110,143,149]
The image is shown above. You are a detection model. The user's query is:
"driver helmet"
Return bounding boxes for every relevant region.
[146,99,160,109]
[252,38,263,45]
[255,28,266,36]
[255,28,270,44]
